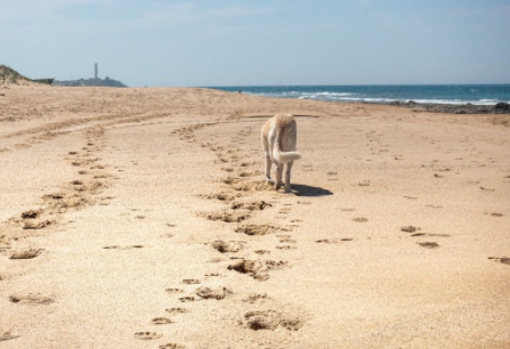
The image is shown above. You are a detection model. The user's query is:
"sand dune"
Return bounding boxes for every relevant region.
[1,85,509,349]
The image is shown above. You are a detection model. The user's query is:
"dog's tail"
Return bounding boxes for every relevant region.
[275,150,302,163]
[272,129,302,164]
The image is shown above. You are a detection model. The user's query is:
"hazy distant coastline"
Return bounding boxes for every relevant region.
[52,77,127,88]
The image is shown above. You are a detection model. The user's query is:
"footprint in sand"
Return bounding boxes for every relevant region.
[228,260,287,280]
[151,317,173,325]
[208,257,224,263]
[203,192,238,203]
[204,273,221,277]
[230,201,271,211]
[242,310,303,331]
[195,286,232,300]
[21,210,40,219]
[235,224,277,236]
[181,279,200,285]
[134,332,162,340]
[316,239,337,244]
[9,294,54,305]
[178,296,196,303]
[410,233,450,238]
[242,293,268,304]
[401,226,420,233]
[205,210,250,223]
[165,288,184,295]
[316,238,353,244]
[9,249,42,260]
[0,330,19,342]
[166,307,189,314]
[103,245,144,250]
[23,219,53,230]
[488,257,510,266]
[228,260,264,278]
[403,196,418,200]
[158,344,185,349]
[276,245,297,250]
[211,240,243,253]
[426,204,444,209]
[278,237,296,244]
[103,245,121,250]
[417,242,440,249]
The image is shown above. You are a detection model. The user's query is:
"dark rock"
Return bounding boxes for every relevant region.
[495,102,510,111]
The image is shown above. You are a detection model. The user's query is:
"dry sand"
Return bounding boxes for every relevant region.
[0,85,509,349]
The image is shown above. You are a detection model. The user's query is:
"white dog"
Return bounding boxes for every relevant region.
[261,113,302,193]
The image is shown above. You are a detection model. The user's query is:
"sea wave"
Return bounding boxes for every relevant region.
[221,85,510,107]
[270,91,355,99]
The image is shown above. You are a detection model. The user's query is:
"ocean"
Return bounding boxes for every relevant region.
[209,84,510,106]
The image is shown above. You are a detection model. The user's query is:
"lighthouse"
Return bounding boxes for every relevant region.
[94,63,98,79]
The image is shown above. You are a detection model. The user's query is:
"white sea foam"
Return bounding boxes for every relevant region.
[243,88,509,106]
[408,98,505,106]
[297,92,355,100]
[297,95,506,106]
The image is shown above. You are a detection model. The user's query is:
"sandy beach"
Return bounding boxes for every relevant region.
[0,85,509,349]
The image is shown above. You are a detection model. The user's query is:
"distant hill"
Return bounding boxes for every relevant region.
[53,77,127,88]
[0,65,34,85]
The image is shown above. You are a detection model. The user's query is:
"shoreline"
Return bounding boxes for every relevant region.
[386,100,510,114]
[208,84,510,114]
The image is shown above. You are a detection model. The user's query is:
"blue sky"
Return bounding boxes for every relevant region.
[1,0,509,87]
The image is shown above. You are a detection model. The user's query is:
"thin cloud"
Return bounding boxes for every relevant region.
[0,0,105,23]
[133,3,276,27]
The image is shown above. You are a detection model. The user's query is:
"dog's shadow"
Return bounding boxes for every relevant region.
[293,184,333,197]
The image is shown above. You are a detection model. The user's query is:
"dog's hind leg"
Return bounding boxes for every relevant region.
[275,163,283,190]
[264,151,275,184]
[284,161,294,193]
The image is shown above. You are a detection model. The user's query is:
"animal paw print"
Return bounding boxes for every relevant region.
[151,317,172,325]
[133,331,162,340]
[195,286,232,300]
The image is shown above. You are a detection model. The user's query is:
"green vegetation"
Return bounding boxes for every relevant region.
[32,78,55,85]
